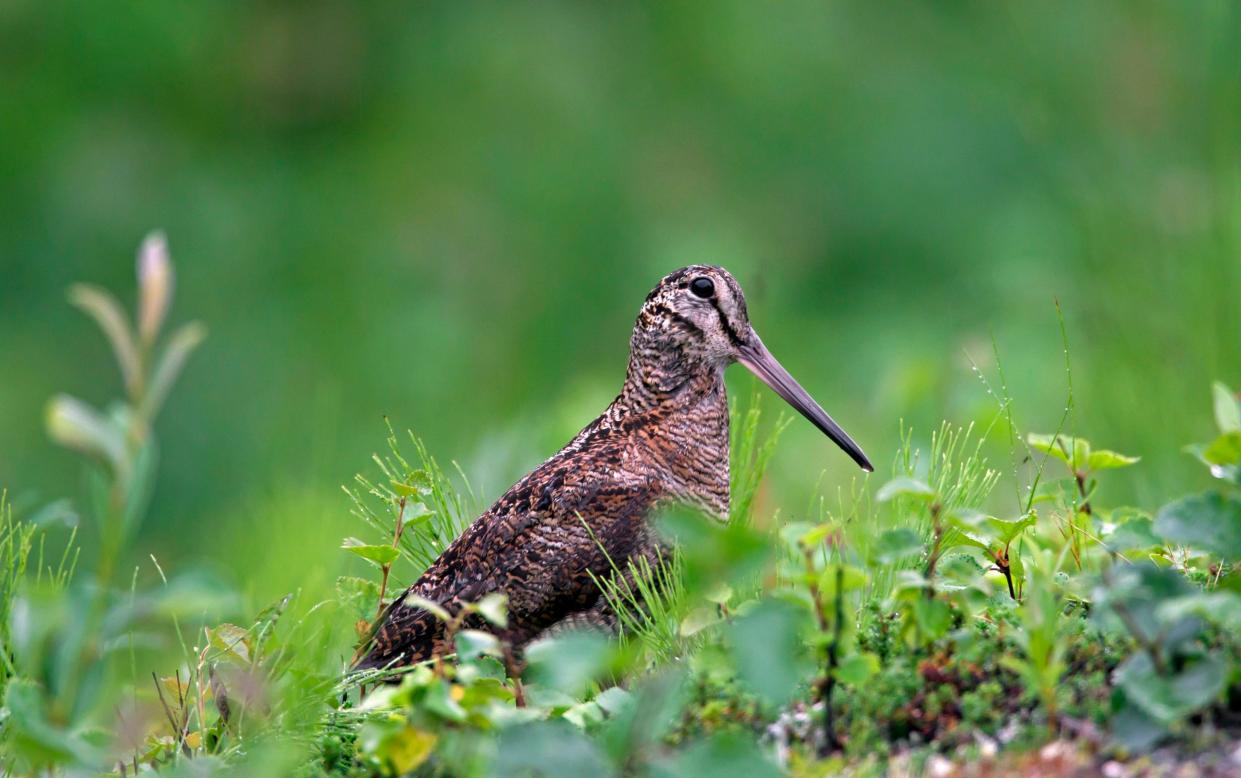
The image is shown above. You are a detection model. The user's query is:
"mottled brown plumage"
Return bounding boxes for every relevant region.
[355,266,870,671]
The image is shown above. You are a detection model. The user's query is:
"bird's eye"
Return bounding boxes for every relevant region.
[689,277,715,298]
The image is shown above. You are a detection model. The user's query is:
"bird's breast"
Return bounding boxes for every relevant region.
[620,412,730,521]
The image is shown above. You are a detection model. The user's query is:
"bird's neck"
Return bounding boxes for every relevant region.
[614,342,727,418]
[606,340,731,520]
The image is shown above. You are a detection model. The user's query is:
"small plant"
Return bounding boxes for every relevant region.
[1001,549,1069,736]
[0,233,235,775]
[45,232,205,587]
[1027,431,1140,568]
[342,422,476,648]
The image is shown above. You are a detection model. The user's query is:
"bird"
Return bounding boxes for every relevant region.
[354,265,871,672]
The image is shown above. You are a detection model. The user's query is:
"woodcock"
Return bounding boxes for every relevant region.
[355,265,871,671]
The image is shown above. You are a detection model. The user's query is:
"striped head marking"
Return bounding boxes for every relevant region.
[632,265,874,472]
[637,265,752,368]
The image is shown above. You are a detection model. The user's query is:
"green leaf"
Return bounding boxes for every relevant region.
[1087,449,1141,470]
[422,678,468,723]
[1106,517,1163,552]
[68,283,141,396]
[703,582,733,605]
[593,686,633,716]
[945,509,1034,550]
[1114,652,1226,724]
[1213,382,1241,433]
[875,477,935,503]
[142,321,206,420]
[816,564,868,598]
[1110,701,1168,752]
[3,678,102,766]
[912,598,952,641]
[402,501,435,526]
[795,523,834,548]
[892,569,930,596]
[1203,432,1241,467]
[45,394,127,474]
[1153,491,1241,559]
[454,629,501,662]
[402,594,451,622]
[834,652,879,684]
[474,592,508,628]
[657,507,771,592]
[872,528,924,565]
[207,623,252,664]
[358,720,438,774]
[563,700,604,729]
[495,721,610,776]
[679,606,722,637]
[726,598,810,706]
[341,538,400,566]
[1155,591,1241,632]
[391,480,425,498]
[1092,563,1195,640]
[1028,433,1090,470]
[647,731,782,778]
[988,512,1037,546]
[525,631,612,697]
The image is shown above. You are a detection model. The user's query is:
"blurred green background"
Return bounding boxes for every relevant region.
[2,2,1239,601]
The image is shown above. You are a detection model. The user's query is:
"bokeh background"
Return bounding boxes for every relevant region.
[2,2,1239,602]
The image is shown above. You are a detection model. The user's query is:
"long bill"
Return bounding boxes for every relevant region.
[737,330,873,472]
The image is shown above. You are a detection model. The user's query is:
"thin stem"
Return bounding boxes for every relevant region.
[924,503,944,599]
[376,497,408,621]
[802,544,842,755]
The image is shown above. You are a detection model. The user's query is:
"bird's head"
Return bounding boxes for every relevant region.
[632,265,872,472]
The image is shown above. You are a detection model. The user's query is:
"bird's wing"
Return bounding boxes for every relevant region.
[356,434,659,670]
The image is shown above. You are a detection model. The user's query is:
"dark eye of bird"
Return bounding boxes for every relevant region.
[689,277,715,298]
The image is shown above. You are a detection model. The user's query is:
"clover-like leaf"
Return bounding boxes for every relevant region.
[402,501,435,527]
[1028,433,1090,471]
[391,480,427,499]
[1087,449,1141,470]
[947,509,1035,551]
[341,538,401,566]
[988,512,1037,547]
